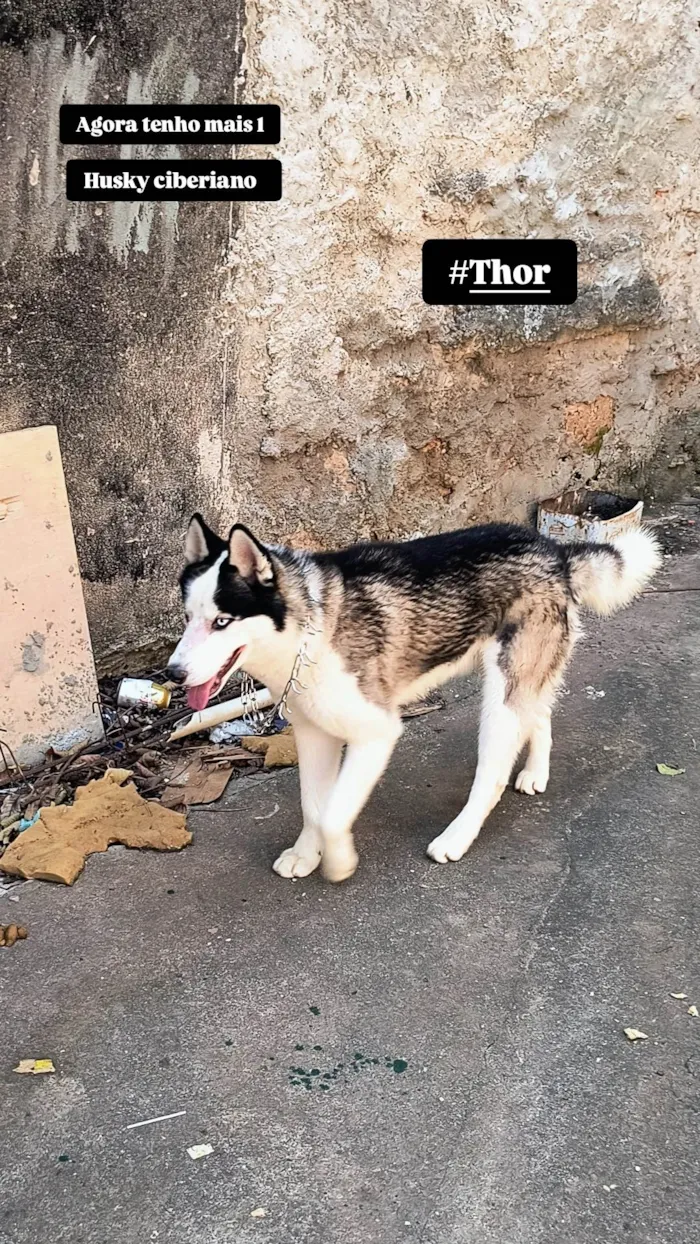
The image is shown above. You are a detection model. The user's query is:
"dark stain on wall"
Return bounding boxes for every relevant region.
[0,0,245,661]
[0,0,239,77]
[451,275,663,349]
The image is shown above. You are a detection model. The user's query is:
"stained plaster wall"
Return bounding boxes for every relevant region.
[1,0,699,666]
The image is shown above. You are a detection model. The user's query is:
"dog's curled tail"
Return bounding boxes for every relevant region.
[566,527,662,615]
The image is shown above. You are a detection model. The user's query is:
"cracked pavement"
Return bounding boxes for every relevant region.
[2,504,699,1244]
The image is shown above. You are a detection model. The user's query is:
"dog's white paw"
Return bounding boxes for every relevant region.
[273,847,321,879]
[514,767,548,795]
[427,828,471,864]
[321,839,359,883]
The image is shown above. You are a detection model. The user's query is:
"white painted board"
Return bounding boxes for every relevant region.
[0,425,104,769]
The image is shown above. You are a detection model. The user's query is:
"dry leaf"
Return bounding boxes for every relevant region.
[623,1028,648,1042]
[656,763,685,776]
[670,992,687,1000]
[161,754,233,809]
[688,1005,699,1018]
[14,1057,55,1074]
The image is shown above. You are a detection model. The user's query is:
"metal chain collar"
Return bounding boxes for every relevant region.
[239,616,319,735]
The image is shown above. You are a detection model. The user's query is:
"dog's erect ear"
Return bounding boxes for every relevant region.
[184,514,223,564]
[228,524,275,586]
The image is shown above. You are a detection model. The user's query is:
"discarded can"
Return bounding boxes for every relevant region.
[116,678,172,711]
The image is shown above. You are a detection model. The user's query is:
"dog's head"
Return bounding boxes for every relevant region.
[167,515,286,710]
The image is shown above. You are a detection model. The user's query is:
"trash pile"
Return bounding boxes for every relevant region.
[0,662,444,889]
[0,667,291,883]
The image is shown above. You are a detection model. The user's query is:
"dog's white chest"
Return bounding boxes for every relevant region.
[285,649,391,743]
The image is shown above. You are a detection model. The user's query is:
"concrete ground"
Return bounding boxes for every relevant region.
[2,504,699,1244]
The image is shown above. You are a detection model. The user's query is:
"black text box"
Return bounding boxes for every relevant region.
[422,239,577,305]
[66,159,282,201]
[60,105,281,145]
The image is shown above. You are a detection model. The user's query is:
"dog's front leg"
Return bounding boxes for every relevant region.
[320,723,402,883]
[273,717,342,879]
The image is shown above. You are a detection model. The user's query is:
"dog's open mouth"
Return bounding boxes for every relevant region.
[186,648,245,712]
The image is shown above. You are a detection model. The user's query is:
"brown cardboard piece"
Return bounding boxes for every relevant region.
[241,728,299,768]
[0,426,103,768]
[0,769,191,885]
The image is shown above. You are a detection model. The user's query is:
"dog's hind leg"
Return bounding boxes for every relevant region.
[273,717,342,879]
[514,698,552,795]
[427,641,525,864]
[514,612,574,795]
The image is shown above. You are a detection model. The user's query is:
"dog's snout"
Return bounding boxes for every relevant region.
[166,663,187,685]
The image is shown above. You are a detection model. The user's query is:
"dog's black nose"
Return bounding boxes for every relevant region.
[166,663,187,685]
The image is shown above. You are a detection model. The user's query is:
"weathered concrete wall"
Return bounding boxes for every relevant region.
[2,0,700,667]
[0,1,245,668]
[229,0,700,551]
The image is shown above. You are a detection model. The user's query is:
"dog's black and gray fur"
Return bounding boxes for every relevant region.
[168,517,660,882]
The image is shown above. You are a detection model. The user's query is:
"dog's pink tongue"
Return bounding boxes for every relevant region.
[187,679,217,711]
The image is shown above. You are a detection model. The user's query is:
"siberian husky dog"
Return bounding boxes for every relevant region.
[167,515,660,883]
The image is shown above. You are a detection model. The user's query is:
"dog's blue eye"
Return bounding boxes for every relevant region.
[214,617,232,629]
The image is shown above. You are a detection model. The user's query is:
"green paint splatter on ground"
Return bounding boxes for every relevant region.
[287,1043,409,1092]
